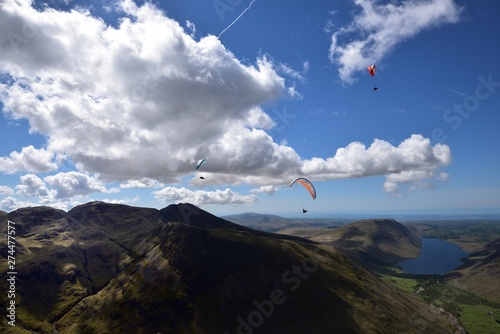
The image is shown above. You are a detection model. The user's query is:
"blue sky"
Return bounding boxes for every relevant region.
[0,0,499,216]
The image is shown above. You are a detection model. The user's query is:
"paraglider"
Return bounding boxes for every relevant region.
[289,177,316,199]
[290,177,316,213]
[196,159,206,179]
[367,65,378,90]
[196,159,206,170]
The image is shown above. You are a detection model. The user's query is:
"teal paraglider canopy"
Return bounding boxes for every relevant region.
[196,159,206,170]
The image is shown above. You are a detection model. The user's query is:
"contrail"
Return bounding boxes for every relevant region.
[218,0,257,38]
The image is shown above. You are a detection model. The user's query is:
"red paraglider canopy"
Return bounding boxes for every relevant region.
[367,65,376,76]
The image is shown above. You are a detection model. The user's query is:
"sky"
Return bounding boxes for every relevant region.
[0,0,499,217]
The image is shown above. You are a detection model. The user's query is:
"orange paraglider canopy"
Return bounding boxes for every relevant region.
[289,177,316,199]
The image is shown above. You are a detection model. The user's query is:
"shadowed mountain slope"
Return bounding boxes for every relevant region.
[0,203,453,333]
[304,219,422,265]
[446,239,500,303]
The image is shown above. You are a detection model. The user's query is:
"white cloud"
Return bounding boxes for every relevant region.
[120,178,161,188]
[5,172,112,210]
[277,63,307,83]
[383,170,433,193]
[43,172,108,198]
[437,172,449,182]
[187,126,303,188]
[0,196,39,211]
[1,192,96,211]
[250,185,281,195]
[383,180,400,193]
[329,0,462,84]
[383,163,451,194]
[0,146,58,174]
[188,133,450,195]
[301,134,451,191]
[154,186,257,205]
[0,197,18,211]
[100,195,140,205]
[185,20,196,38]
[286,85,303,100]
[0,186,14,195]
[16,174,54,198]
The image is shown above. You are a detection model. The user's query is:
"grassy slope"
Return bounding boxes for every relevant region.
[369,265,500,334]
[410,220,500,252]
[446,240,500,304]
[56,222,454,334]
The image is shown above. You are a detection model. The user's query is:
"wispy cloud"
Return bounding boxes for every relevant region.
[309,108,325,116]
[329,0,463,84]
[185,20,196,38]
[331,110,346,117]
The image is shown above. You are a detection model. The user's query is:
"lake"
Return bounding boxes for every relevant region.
[398,238,469,275]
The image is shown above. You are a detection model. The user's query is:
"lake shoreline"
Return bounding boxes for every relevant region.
[397,238,470,275]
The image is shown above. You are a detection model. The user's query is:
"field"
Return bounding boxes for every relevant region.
[405,219,500,252]
[380,270,500,334]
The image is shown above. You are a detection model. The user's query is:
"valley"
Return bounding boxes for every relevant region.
[227,212,500,334]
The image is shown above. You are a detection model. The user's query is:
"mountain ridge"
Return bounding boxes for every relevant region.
[0,202,454,333]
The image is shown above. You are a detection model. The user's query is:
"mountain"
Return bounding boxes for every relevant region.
[163,205,315,245]
[223,212,343,232]
[0,202,453,333]
[446,239,500,303]
[303,219,422,265]
[223,212,299,231]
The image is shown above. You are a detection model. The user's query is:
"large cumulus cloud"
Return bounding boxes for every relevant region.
[0,0,285,184]
[0,0,452,208]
